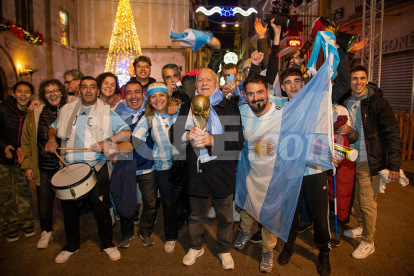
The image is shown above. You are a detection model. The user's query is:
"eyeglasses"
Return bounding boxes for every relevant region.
[136,65,150,69]
[45,89,62,95]
[243,68,250,72]
[64,79,78,85]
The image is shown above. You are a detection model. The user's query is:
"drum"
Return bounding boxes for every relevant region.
[310,15,339,41]
[51,163,97,200]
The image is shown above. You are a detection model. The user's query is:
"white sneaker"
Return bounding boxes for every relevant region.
[55,250,79,264]
[103,247,121,261]
[218,252,234,270]
[351,241,375,259]
[344,226,363,238]
[207,207,216,219]
[183,248,204,266]
[164,240,177,254]
[37,231,53,249]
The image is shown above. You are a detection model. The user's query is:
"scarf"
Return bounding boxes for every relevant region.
[185,88,223,166]
[307,31,340,80]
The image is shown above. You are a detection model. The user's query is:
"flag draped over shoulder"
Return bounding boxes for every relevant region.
[170,28,213,51]
[235,59,333,242]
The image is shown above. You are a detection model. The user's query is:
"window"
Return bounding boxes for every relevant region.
[15,0,33,32]
[60,9,69,46]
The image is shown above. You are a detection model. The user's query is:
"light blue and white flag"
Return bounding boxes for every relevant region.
[170,28,213,51]
[307,31,340,80]
[235,59,334,242]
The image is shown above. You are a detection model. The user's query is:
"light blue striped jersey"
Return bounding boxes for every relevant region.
[347,95,368,162]
[52,107,130,166]
[132,110,179,171]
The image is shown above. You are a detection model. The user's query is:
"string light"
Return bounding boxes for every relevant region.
[104,0,142,86]
[221,22,226,27]
[196,6,258,17]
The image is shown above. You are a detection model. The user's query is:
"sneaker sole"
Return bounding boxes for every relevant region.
[37,236,53,249]
[250,239,262,244]
[55,249,79,264]
[24,231,36,238]
[183,249,204,266]
[344,233,362,238]
[7,236,19,243]
[297,226,312,234]
[351,246,375,259]
[139,235,154,247]
[260,265,273,273]
[108,254,121,261]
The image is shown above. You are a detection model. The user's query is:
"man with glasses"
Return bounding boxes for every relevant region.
[63,69,84,103]
[129,56,156,96]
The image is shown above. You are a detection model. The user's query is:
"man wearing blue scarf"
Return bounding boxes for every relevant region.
[170,68,244,270]
[113,80,155,248]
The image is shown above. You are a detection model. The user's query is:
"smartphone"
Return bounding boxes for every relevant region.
[227,73,235,83]
[299,41,313,58]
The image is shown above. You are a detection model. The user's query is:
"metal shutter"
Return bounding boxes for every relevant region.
[352,50,414,112]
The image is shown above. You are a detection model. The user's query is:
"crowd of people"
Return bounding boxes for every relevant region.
[0,18,402,275]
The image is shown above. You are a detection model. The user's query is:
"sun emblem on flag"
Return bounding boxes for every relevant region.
[250,135,276,160]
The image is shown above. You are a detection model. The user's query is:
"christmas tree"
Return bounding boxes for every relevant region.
[104,0,142,86]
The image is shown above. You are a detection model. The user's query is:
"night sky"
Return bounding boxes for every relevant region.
[203,0,242,51]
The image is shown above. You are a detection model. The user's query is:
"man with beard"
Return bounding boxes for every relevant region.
[236,74,287,273]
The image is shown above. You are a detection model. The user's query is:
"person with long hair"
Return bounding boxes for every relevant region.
[21,79,67,249]
[132,83,179,254]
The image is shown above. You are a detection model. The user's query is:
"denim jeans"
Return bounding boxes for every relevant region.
[60,164,114,252]
[37,169,58,232]
[154,170,178,241]
[189,194,234,253]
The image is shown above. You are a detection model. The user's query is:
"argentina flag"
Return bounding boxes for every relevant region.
[235,59,334,242]
[170,28,213,51]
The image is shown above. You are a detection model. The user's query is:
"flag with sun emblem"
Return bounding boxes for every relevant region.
[235,59,334,242]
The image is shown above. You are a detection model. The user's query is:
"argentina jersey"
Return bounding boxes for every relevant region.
[133,110,179,171]
[52,106,130,166]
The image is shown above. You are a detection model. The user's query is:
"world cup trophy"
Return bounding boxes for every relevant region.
[191,95,210,131]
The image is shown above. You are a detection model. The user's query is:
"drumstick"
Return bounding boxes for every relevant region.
[54,151,69,169]
[58,147,90,150]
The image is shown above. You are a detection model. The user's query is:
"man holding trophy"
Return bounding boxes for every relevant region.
[170,68,244,270]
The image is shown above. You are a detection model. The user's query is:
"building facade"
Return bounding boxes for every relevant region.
[0,0,193,100]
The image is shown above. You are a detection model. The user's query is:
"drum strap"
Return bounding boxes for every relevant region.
[94,160,106,172]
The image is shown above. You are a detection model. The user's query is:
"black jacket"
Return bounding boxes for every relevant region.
[338,84,401,175]
[170,98,244,198]
[0,96,29,165]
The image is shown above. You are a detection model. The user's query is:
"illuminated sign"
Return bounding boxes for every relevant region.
[288,39,301,47]
[196,6,257,17]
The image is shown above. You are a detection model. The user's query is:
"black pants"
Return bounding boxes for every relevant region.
[60,164,114,252]
[154,170,178,241]
[189,194,233,253]
[37,169,59,232]
[287,171,330,250]
[120,172,156,238]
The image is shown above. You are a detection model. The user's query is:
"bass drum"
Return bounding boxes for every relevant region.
[51,163,97,200]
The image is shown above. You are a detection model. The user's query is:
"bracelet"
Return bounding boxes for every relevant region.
[48,139,56,142]
[117,144,121,153]
[186,131,190,141]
